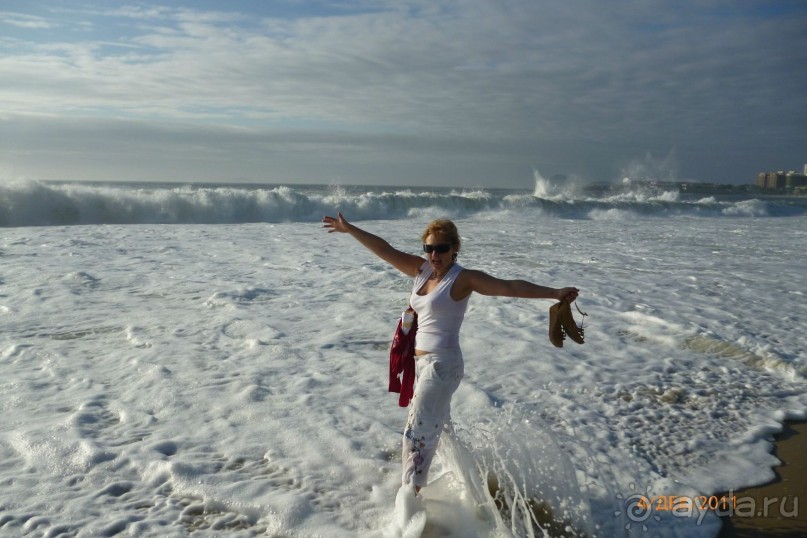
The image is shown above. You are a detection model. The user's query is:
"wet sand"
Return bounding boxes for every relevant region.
[717,420,807,537]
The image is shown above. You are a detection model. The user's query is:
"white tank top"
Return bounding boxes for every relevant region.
[409,261,470,352]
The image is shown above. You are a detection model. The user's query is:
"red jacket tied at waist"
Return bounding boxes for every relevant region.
[389,310,417,407]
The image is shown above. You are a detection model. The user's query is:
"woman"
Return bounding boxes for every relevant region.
[322,212,579,495]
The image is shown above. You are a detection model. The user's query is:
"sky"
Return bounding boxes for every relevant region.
[1,0,806,188]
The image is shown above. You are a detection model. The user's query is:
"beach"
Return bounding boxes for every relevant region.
[718,420,807,537]
[0,180,805,537]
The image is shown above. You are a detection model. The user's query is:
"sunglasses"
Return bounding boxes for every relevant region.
[423,243,452,254]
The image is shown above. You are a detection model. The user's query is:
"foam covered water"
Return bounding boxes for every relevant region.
[0,182,805,536]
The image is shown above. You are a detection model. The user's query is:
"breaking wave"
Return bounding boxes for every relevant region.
[1,180,805,227]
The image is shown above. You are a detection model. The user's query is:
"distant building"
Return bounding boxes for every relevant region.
[787,171,807,189]
[757,172,784,189]
[756,169,807,191]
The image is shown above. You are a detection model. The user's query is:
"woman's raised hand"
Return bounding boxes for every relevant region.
[322,211,350,233]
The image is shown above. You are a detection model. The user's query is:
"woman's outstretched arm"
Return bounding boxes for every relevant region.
[322,212,424,277]
[456,269,578,302]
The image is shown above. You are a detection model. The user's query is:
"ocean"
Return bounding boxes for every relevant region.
[1,179,805,537]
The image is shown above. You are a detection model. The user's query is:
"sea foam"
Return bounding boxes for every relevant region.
[1,179,805,227]
[0,185,805,536]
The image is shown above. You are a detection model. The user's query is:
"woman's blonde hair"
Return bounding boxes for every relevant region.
[421,219,461,252]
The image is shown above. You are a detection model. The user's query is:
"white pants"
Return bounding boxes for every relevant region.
[401,349,464,487]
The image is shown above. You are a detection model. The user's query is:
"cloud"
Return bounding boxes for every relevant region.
[0,0,805,185]
[0,11,56,29]
[0,112,533,183]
